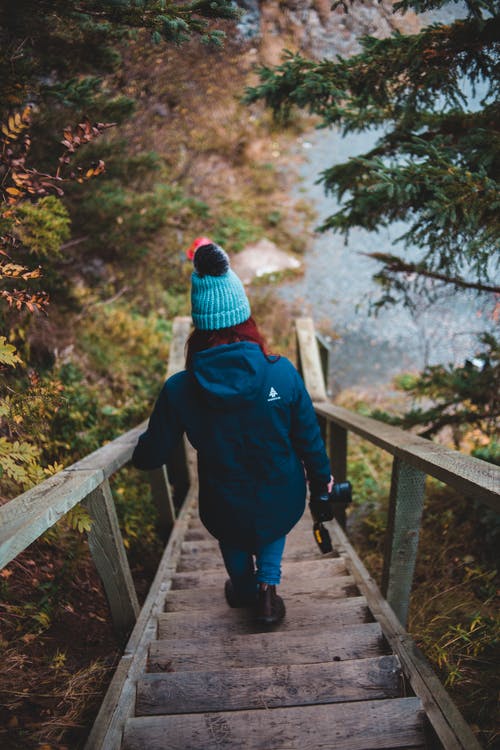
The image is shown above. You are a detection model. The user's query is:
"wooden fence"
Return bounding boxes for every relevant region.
[296,317,500,626]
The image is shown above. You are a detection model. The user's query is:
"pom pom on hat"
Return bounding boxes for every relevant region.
[186,236,211,260]
[186,236,251,330]
[193,242,229,277]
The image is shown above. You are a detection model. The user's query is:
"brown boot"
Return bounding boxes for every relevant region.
[256,583,285,626]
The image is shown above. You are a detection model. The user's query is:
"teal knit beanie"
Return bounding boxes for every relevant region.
[188,239,251,330]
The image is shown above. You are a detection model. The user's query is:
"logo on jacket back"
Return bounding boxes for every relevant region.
[267,386,280,402]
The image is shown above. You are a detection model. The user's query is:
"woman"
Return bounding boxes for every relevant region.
[132,238,332,626]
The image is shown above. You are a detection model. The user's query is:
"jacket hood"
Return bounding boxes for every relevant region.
[192,342,266,408]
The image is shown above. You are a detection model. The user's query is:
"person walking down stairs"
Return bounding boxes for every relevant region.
[132,237,333,626]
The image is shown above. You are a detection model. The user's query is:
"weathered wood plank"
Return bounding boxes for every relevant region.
[137,655,402,715]
[85,479,140,643]
[67,423,146,478]
[176,551,224,572]
[176,544,335,572]
[84,483,199,750]
[295,318,328,402]
[157,596,370,639]
[315,401,500,511]
[180,530,330,557]
[328,422,348,528]
[148,621,388,672]
[123,697,425,750]
[327,519,484,750]
[382,458,426,626]
[184,526,212,541]
[165,318,192,507]
[0,468,103,569]
[170,556,349,589]
[164,575,358,612]
[166,316,191,379]
[148,466,176,542]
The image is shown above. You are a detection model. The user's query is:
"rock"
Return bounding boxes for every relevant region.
[235,0,261,39]
[152,102,169,117]
[257,0,422,63]
[231,238,301,284]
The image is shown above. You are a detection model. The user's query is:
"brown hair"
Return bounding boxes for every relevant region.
[185,316,270,370]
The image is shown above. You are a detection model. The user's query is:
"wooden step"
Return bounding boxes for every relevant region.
[181,533,326,557]
[148,621,388,672]
[176,544,332,572]
[164,575,358,612]
[184,527,212,541]
[157,596,371,639]
[123,697,426,750]
[171,557,349,589]
[136,655,402,715]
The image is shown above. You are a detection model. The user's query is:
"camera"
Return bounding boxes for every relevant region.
[329,481,352,505]
[310,480,353,554]
[309,480,352,522]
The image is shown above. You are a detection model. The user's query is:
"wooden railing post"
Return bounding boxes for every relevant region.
[295,316,328,444]
[85,479,140,643]
[295,318,328,403]
[329,423,347,484]
[382,457,426,627]
[329,423,348,529]
[165,316,192,508]
[148,466,176,542]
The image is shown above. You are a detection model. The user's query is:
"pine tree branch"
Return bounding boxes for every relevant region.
[367,253,500,294]
[416,410,494,438]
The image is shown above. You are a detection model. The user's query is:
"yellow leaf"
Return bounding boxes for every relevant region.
[5,187,22,196]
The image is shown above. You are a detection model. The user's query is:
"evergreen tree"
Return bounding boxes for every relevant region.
[246,0,500,440]
[0,1,239,494]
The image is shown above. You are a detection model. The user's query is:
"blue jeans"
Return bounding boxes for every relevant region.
[219,536,286,598]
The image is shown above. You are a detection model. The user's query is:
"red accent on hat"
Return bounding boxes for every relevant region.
[186,236,212,260]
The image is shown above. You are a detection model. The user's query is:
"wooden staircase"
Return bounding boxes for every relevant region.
[4,317,488,749]
[120,507,428,750]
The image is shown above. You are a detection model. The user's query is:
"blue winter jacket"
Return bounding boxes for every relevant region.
[132,342,331,550]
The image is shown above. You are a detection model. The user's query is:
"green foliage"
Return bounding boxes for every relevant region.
[0,0,238,116]
[0,337,22,367]
[212,202,261,251]
[16,196,71,258]
[0,437,45,491]
[472,440,500,466]
[111,469,162,552]
[371,334,500,441]
[344,431,393,576]
[67,504,93,535]
[72,178,208,262]
[245,2,500,304]
[246,0,500,441]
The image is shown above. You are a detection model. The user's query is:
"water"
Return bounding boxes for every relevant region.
[278,4,496,394]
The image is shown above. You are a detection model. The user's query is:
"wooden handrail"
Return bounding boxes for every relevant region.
[0,316,192,642]
[295,317,500,627]
[295,316,497,750]
[315,401,500,512]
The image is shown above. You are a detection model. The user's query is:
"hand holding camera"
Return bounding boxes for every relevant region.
[309,480,352,523]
